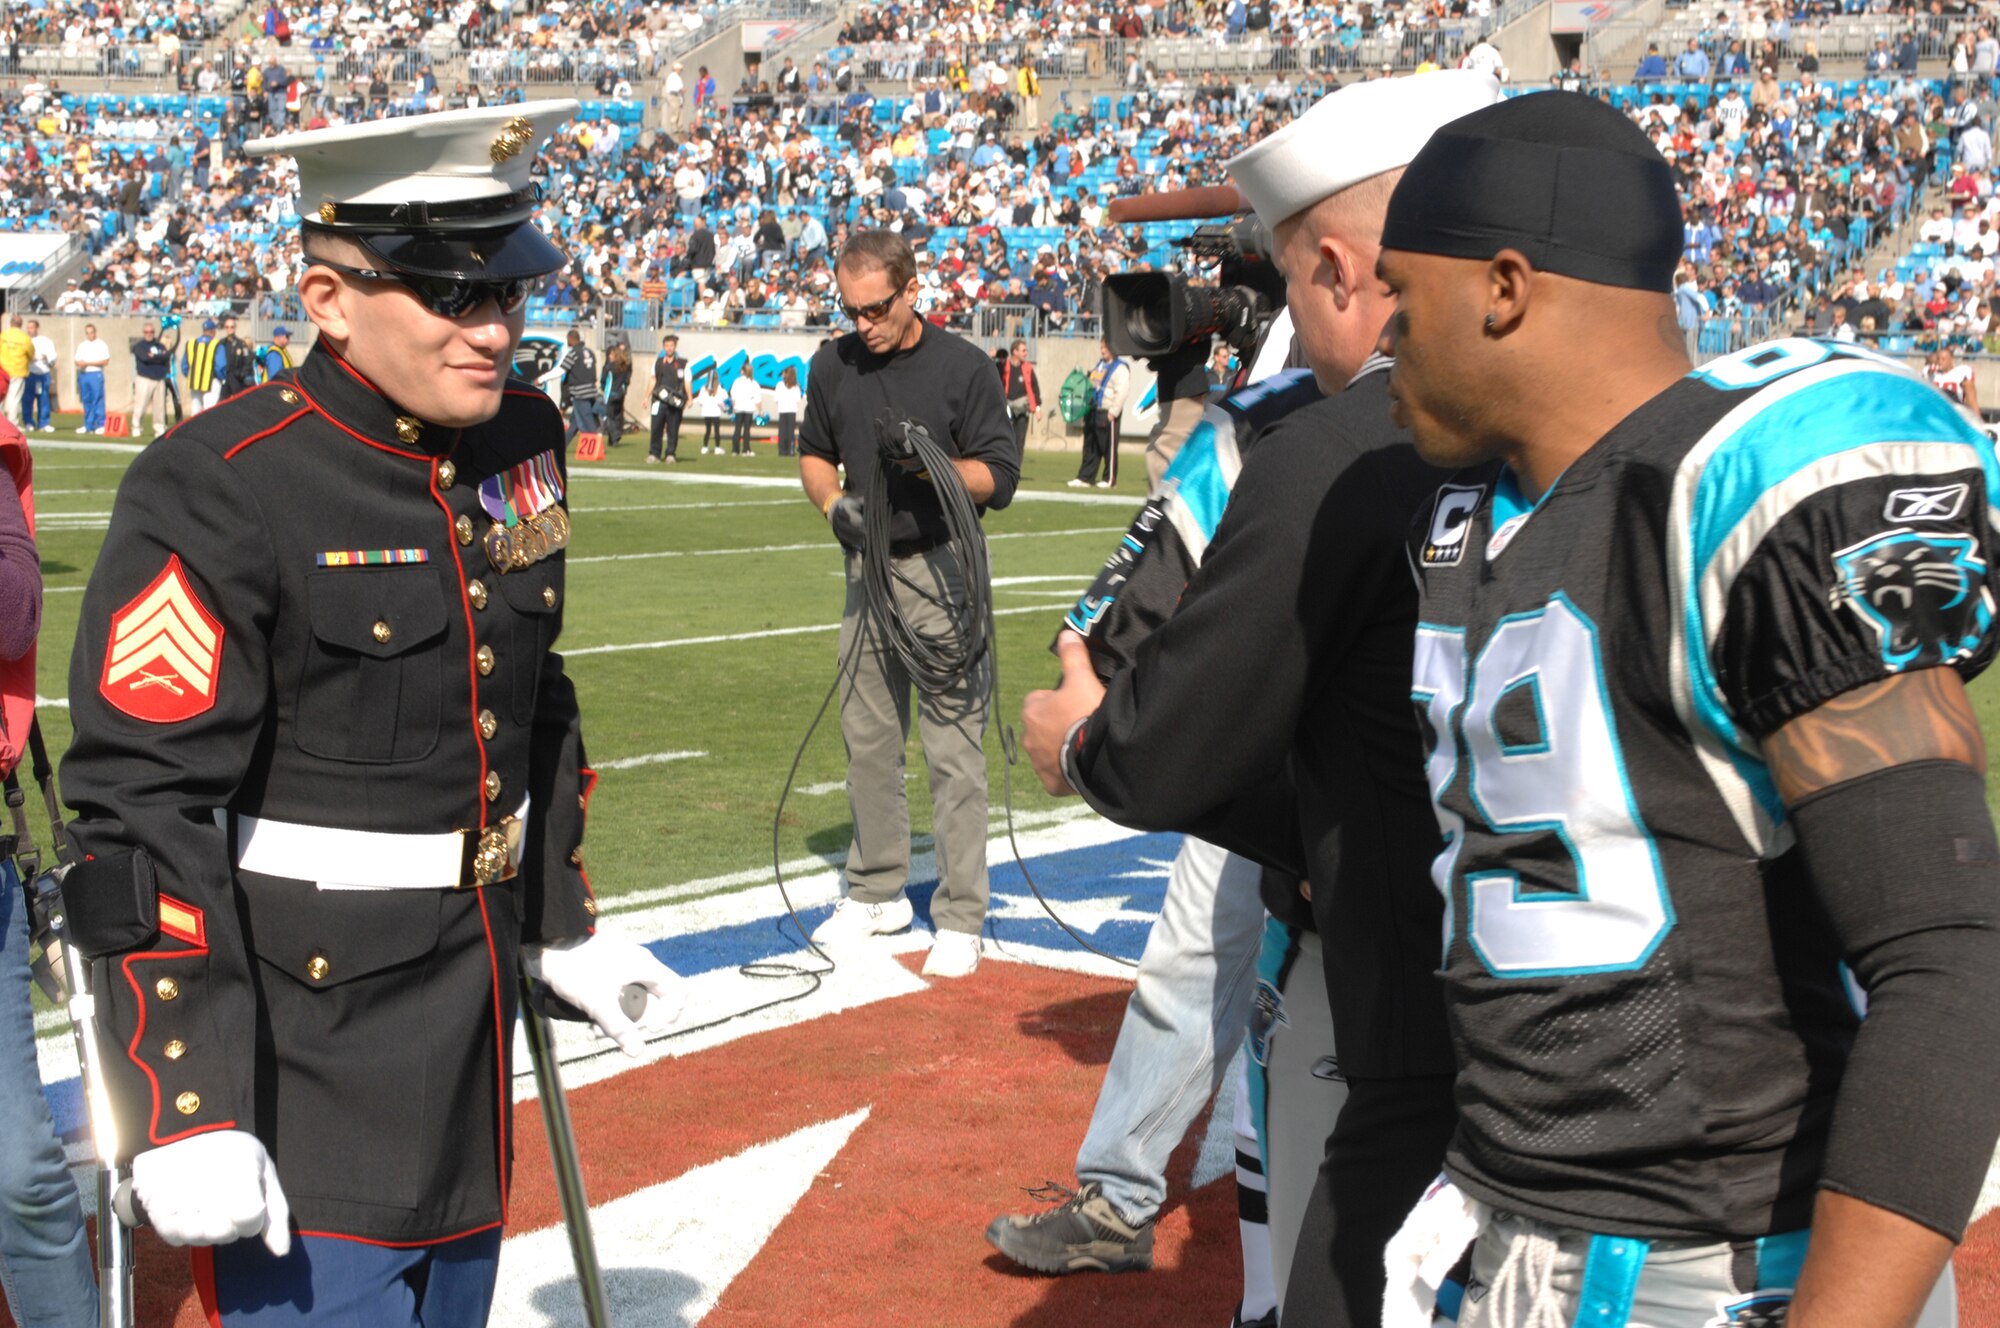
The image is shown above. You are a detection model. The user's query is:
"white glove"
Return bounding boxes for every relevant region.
[132,1129,291,1257]
[526,931,685,1057]
[1382,1174,1488,1328]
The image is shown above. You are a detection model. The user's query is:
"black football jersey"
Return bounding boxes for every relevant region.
[1410,338,2000,1238]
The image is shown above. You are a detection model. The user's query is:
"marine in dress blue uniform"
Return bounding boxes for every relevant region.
[58,101,683,1327]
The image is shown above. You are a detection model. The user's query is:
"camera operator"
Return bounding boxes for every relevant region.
[796,230,1019,979]
[1017,73,1503,1324]
[0,403,95,1326]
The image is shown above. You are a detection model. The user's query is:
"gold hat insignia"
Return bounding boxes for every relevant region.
[490,116,535,164]
[318,201,337,223]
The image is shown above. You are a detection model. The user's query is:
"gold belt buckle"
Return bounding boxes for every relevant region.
[465,814,524,888]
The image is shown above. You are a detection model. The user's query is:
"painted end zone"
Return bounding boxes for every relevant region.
[90,955,1241,1328]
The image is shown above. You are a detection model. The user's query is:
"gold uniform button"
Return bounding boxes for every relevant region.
[484,771,502,802]
[476,644,495,676]
[583,896,598,917]
[468,580,488,610]
[456,515,475,545]
[306,955,330,982]
[372,619,393,644]
[479,709,498,740]
[542,585,557,608]
[569,847,584,867]
[163,1039,187,1061]
[155,978,179,1001]
[175,1092,201,1116]
[279,388,300,405]
[437,459,458,490]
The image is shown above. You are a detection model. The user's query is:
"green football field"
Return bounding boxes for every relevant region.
[24,427,1135,913]
[27,421,2000,922]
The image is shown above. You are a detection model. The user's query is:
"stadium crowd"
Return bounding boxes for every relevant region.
[0,0,1991,349]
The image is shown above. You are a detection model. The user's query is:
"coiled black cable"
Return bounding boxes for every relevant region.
[856,409,993,697]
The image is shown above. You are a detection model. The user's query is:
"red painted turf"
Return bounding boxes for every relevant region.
[10,956,1996,1327]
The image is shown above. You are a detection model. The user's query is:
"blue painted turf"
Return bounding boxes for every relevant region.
[44,830,1179,1144]
[648,830,1178,977]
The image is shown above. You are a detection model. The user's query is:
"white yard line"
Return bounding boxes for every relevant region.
[569,525,1122,566]
[27,441,143,455]
[567,601,1071,657]
[569,499,805,513]
[572,466,1143,506]
[593,749,707,770]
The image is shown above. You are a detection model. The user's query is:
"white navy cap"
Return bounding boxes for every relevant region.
[244,99,578,280]
[1226,72,1503,230]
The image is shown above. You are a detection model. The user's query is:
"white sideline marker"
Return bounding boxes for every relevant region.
[488,1108,871,1328]
[594,750,707,771]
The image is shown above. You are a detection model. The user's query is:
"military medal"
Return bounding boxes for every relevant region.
[477,452,568,573]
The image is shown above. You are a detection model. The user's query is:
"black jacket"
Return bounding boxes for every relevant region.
[1066,368,1457,1079]
[61,348,599,1243]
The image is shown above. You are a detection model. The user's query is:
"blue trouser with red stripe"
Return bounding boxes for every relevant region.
[198,1227,502,1327]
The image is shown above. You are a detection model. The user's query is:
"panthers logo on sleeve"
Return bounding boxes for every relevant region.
[1829,529,1994,670]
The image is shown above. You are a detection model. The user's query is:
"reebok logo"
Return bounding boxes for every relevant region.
[1884,483,1969,523]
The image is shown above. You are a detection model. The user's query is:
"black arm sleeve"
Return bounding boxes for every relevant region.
[1789,758,2000,1240]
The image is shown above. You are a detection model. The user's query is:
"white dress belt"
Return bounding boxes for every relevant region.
[220,797,532,891]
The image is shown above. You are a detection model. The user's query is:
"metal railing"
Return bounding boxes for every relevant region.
[1633,11,1989,75]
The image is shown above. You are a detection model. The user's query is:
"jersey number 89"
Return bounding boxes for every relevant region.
[1414,595,1675,979]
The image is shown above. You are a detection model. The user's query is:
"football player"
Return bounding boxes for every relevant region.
[1378,92,1996,1326]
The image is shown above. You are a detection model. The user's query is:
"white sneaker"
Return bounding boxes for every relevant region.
[922,929,981,978]
[810,894,915,945]
[1065,478,1088,488]
[1095,480,1112,488]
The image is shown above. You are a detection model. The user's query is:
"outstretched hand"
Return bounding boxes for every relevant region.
[1020,631,1108,796]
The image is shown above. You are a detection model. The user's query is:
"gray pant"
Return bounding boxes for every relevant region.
[836,545,991,936]
[1452,1207,1957,1327]
[1145,394,1206,495]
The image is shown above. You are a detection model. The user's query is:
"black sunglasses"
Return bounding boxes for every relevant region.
[312,259,533,318]
[840,288,903,323]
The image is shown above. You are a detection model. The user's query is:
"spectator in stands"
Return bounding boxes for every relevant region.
[1676,38,1711,80]
[1637,43,1669,81]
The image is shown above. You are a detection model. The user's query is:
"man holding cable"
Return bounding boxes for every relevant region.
[56,101,682,1327]
[797,229,1019,980]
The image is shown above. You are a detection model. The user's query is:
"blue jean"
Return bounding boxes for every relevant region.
[0,860,97,1328]
[1075,837,1265,1224]
[77,372,105,432]
[22,374,49,430]
[569,397,601,437]
[205,1227,503,1326]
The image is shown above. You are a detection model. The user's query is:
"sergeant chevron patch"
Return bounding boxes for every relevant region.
[99,554,224,724]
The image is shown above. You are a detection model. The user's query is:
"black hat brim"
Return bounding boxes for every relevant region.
[353,223,567,281]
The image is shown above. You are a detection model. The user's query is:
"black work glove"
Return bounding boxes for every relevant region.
[877,412,934,482]
[829,494,866,551]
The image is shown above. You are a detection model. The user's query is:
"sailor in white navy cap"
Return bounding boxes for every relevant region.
[1002,70,1502,1324]
[60,101,684,1327]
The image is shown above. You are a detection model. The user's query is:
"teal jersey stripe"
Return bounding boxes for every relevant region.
[1679,368,2000,825]
[1576,1232,1651,1327]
